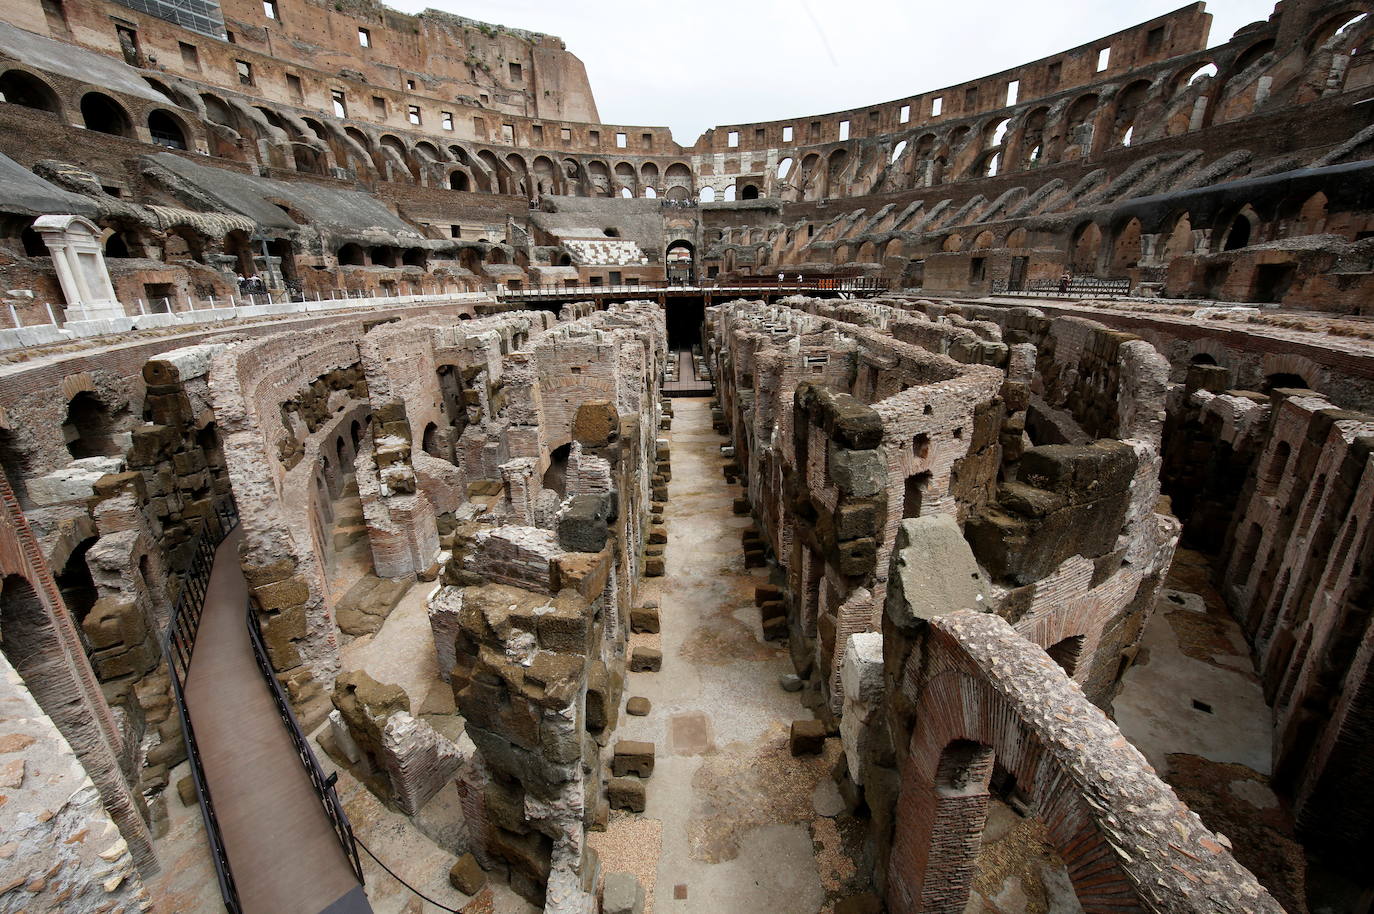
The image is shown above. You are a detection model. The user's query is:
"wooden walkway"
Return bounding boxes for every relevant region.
[184,528,368,914]
[663,348,713,397]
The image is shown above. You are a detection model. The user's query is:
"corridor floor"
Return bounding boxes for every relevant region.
[591,397,862,914]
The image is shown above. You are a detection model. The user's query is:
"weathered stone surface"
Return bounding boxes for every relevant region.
[607,776,646,812]
[629,647,662,671]
[626,696,651,716]
[556,493,611,553]
[612,740,655,777]
[884,515,989,634]
[790,719,826,756]
[449,852,487,895]
[572,399,619,447]
[629,606,660,633]
[603,871,646,914]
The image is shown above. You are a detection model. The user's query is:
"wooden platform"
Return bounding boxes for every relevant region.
[663,348,713,397]
[184,528,367,914]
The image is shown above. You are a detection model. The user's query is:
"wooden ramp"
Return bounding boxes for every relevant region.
[184,528,367,914]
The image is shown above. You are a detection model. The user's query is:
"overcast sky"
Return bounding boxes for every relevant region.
[384,0,1279,144]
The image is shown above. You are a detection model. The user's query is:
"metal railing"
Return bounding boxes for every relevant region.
[162,497,364,912]
[990,277,1133,297]
[495,277,889,298]
[245,596,366,887]
[162,500,243,913]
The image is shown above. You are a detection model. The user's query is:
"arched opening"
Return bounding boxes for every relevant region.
[741,184,760,200]
[666,240,693,285]
[1259,440,1292,494]
[1111,218,1143,273]
[777,157,794,181]
[163,227,205,264]
[1264,372,1311,393]
[225,229,256,276]
[988,118,1011,147]
[724,184,737,202]
[903,471,931,518]
[1070,222,1103,274]
[1046,635,1086,676]
[543,442,571,496]
[338,243,366,266]
[619,187,633,198]
[1189,352,1218,365]
[56,538,100,634]
[369,246,398,268]
[0,70,61,114]
[402,248,427,268]
[644,186,657,198]
[64,392,118,459]
[147,110,188,150]
[422,422,443,460]
[1222,211,1253,250]
[1232,39,1276,76]
[699,186,716,203]
[448,170,469,192]
[103,231,132,259]
[80,92,133,137]
[1162,213,1194,259]
[1112,80,1150,147]
[291,143,325,175]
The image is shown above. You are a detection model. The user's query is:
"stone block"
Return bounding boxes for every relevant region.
[603,872,645,914]
[885,515,989,634]
[744,549,766,568]
[827,444,883,497]
[611,740,655,778]
[176,776,196,807]
[644,556,665,577]
[626,697,651,716]
[790,719,826,756]
[762,616,788,641]
[557,493,612,553]
[629,606,660,633]
[754,583,783,605]
[646,525,667,544]
[607,777,646,813]
[449,852,487,895]
[629,647,662,672]
[732,496,750,514]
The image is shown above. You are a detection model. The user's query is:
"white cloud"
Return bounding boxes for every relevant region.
[386,0,1279,145]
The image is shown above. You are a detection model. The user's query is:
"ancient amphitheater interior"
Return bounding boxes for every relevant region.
[1,0,1373,912]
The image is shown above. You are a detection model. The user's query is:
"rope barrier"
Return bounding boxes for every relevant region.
[354,835,464,913]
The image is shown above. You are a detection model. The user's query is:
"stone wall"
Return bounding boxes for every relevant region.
[0,651,150,912]
[861,590,1283,914]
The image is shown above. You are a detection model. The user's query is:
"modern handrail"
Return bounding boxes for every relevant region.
[493,277,889,298]
[161,500,243,913]
[244,596,366,887]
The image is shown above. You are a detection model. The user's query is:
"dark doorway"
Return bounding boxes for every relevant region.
[666,297,705,350]
[903,472,931,519]
[1253,263,1296,304]
[56,539,100,635]
[544,442,571,496]
[1008,256,1028,292]
[64,392,118,459]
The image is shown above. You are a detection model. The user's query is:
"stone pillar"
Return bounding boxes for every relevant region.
[33,215,124,323]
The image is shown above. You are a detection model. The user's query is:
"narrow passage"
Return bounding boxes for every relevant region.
[593,397,862,913]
